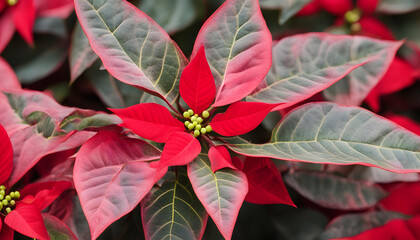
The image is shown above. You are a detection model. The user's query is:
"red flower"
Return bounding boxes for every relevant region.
[111,46,276,170]
[0,123,71,240]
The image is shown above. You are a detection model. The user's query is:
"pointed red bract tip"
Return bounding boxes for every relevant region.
[208,146,237,172]
[151,132,201,169]
[180,46,216,114]
[11,0,36,46]
[110,103,185,143]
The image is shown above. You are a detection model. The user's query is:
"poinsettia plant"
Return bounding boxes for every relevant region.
[68,0,420,239]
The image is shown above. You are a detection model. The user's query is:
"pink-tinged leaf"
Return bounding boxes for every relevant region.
[141,168,208,240]
[5,203,49,240]
[319,0,352,16]
[110,103,184,143]
[69,22,98,83]
[20,181,72,211]
[0,10,15,53]
[260,0,313,24]
[179,46,216,113]
[74,131,166,239]
[0,124,13,185]
[35,0,74,18]
[248,33,401,110]
[74,0,188,105]
[0,89,102,185]
[0,223,14,240]
[320,211,407,240]
[42,213,78,240]
[151,132,201,169]
[220,103,420,173]
[377,0,420,14]
[336,216,420,240]
[208,146,236,172]
[365,58,415,112]
[380,182,420,215]
[12,0,36,45]
[188,154,248,240]
[0,57,21,90]
[385,115,420,136]
[191,0,272,107]
[243,157,294,206]
[211,102,275,136]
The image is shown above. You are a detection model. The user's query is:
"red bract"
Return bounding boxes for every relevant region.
[0,123,71,240]
[0,0,73,52]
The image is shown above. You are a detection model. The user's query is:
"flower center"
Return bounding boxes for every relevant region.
[183,109,212,137]
[6,0,18,6]
[344,8,362,24]
[0,185,20,215]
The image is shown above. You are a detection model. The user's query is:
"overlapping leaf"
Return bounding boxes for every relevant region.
[191,0,272,107]
[141,169,208,240]
[69,22,98,82]
[187,154,248,240]
[0,57,21,90]
[42,213,78,240]
[260,0,312,24]
[284,171,387,210]
[74,0,188,105]
[220,102,420,173]
[74,131,165,239]
[0,124,13,185]
[0,89,118,185]
[319,211,407,240]
[248,33,401,109]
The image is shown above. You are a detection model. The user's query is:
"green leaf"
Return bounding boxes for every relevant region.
[284,171,387,210]
[260,0,311,24]
[139,0,199,34]
[348,166,420,183]
[74,0,188,106]
[247,34,402,109]
[141,168,208,240]
[319,211,407,240]
[187,154,248,240]
[70,22,98,83]
[43,213,78,240]
[377,0,420,14]
[220,102,420,173]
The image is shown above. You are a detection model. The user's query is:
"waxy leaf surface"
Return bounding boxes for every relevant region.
[74,131,165,239]
[243,157,294,206]
[248,33,401,109]
[323,38,402,106]
[74,0,188,105]
[284,171,387,210]
[191,0,272,107]
[111,103,185,143]
[69,23,98,82]
[0,90,97,185]
[211,102,275,136]
[221,102,420,173]
[180,46,216,114]
[319,211,407,240]
[141,169,208,240]
[188,154,248,240]
[151,132,201,169]
[5,203,49,240]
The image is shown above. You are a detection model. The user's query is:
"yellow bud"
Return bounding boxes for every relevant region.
[14,191,20,199]
[10,200,15,206]
[200,128,207,134]
[7,0,18,6]
[197,117,203,123]
[184,121,190,127]
[206,125,212,132]
[188,109,194,116]
[5,195,11,201]
[194,114,198,117]
[2,199,8,205]
[194,130,200,137]
[6,207,11,214]
[195,124,201,130]
[188,123,194,130]
[193,122,198,127]
[202,111,210,118]
[0,190,5,196]
[0,195,3,200]
[9,192,15,198]
[0,185,5,190]
[191,116,197,122]
[183,111,190,118]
